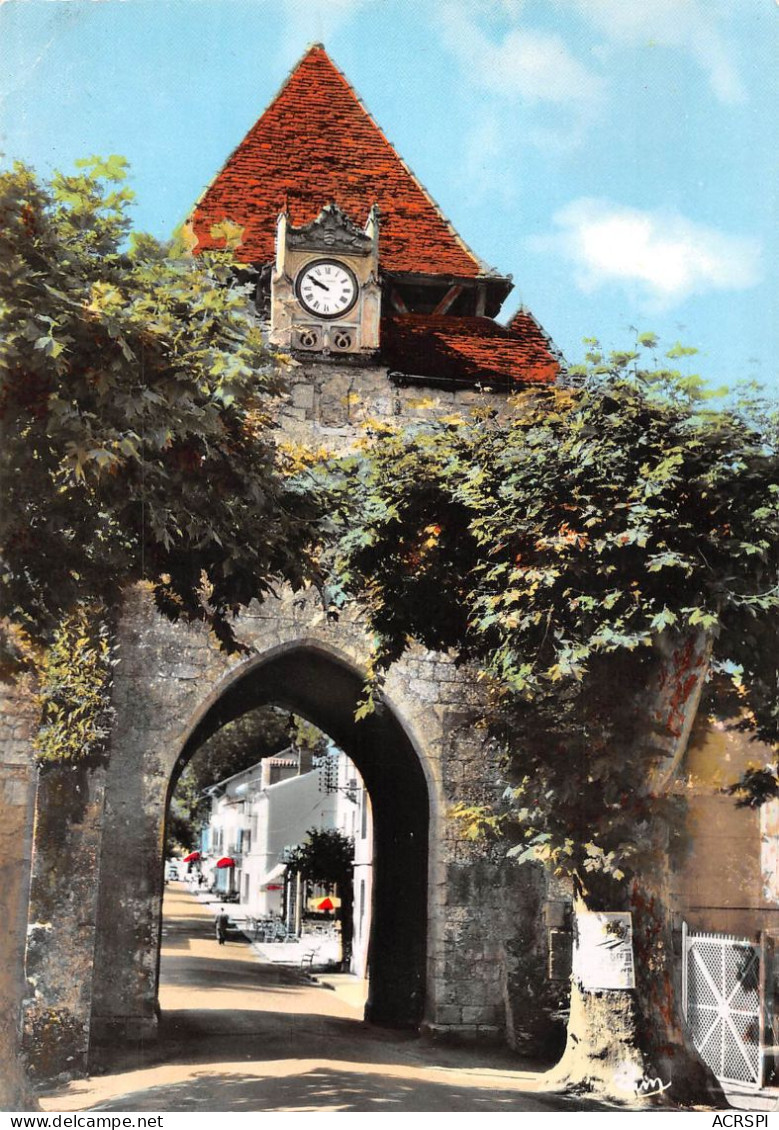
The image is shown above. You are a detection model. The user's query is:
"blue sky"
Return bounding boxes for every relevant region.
[1,0,776,393]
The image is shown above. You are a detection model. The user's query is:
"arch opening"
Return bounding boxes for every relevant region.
[164,643,430,1029]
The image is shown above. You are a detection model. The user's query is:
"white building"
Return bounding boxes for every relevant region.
[202,745,373,976]
[352,784,373,980]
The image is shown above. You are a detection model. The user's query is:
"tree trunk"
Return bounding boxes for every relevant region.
[544,632,724,1104]
[546,894,723,1105]
[548,979,645,1097]
[630,882,724,1106]
[546,897,647,1099]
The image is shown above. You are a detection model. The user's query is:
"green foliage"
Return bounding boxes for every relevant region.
[325,342,778,896]
[166,793,200,857]
[449,802,511,842]
[292,716,330,758]
[33,604,114,767]
[287,827,354,885]
[187,707,292,794]
[729,766,779,809]
[287,826,355,968]
[0,157,325,655]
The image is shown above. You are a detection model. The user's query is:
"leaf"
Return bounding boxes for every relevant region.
[75,154,130,182]
[650,607,677,632]
[687,608,719,630]
[209,219,245,251]
[665,341,698,360]
[353,697,376,722]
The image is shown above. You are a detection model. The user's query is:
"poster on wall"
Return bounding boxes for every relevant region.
[573,911,636,991]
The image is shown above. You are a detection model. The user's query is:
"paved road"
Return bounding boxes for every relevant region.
[39,884,602,1113]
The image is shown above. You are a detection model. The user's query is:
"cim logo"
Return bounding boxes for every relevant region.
[636,1075,671,1097]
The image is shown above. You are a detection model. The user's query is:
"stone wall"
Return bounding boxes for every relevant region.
[23,759,106,1080]
[278,358,515,449]
[15,360,562,1080]
[0,677,39,1106]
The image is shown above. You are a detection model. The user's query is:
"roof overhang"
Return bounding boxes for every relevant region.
[382,270,513,318]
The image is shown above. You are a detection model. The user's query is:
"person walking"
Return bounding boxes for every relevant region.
[215,906,229,945]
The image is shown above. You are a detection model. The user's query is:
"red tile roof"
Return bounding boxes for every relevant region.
[190,45,495,278]
[382,311,560,388]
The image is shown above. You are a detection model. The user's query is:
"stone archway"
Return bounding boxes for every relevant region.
[76,587,447,1056]
[21,586,556,1078]
[164,642,430,1028]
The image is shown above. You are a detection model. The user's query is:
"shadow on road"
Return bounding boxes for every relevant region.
[94,1004,495,1077]
[45,884,594,1113]
[88,1065,600,1113]
[161,954,310,991]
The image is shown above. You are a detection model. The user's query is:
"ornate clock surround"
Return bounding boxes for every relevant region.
[270,202,381,356]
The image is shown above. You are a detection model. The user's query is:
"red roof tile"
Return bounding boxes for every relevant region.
[382,312,560,388]
[190,45,494,278]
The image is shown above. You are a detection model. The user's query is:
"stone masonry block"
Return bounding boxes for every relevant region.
[3,776,31,805]
[462,1005,495,1025]
[290,383,315,410]
[433,1005,464,1026]
[407,679,439,704]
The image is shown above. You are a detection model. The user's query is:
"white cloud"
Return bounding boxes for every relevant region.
[534,198,761,308]
[569,0,746,105]
[433,1,606,160]
[437,3,606,108]
[459,110,518,207]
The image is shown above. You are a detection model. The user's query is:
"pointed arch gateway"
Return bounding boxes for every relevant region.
[171,641,430,1027]
[84,620,437,1054]
[23,593,555,1078]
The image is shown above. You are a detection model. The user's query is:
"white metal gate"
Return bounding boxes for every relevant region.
[682,926,765,1088]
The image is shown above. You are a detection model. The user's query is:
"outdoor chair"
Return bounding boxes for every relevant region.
[301,946,320,969]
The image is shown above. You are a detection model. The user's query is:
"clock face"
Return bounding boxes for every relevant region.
[295,259,359,320]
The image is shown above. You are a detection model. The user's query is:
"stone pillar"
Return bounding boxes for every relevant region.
[0,678,39,1108]
[22,758,107,1080]
[421,694,560,1046]
[89,591,230,1049]
[88,761,167,1048]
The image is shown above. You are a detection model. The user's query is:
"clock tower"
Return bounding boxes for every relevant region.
[189,44,560,393]
[270,202,381,356]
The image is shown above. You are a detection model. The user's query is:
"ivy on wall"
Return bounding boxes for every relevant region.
[320,347,779,892]
[32,605,115,768]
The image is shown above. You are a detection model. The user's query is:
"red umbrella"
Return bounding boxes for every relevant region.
[182,851,200,863]
[216,856,236,869]
[314,896,335,912]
